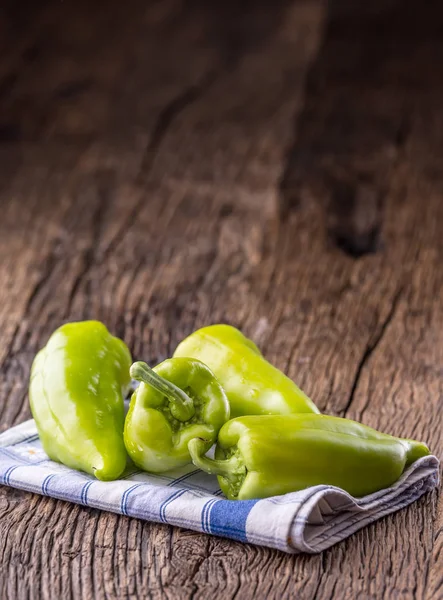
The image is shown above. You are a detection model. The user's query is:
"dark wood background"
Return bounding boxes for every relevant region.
[0,0,442,598]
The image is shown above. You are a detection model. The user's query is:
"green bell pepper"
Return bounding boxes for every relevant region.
[29,320,132,481]
[124,358,230,473]
[173,324,319,417]
[188,414,430,499]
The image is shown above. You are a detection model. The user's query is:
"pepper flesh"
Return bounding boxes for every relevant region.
[124,358,230,473]
[29,321,132,481]
[188,414,431,500]
[173,324,319,417]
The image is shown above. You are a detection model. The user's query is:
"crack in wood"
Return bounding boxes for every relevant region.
[278,0,419,259]
[341,286,404,417]
[329,175,384,258]
[101,68,220,261]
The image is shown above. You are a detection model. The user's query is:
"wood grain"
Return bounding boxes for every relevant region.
[0,0,441,598]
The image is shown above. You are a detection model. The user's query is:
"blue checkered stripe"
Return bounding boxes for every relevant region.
[0,423,267,547]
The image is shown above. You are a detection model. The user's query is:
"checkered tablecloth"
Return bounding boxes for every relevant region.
[0,419,439,553]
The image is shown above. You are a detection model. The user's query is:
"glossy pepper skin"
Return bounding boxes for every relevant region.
[124,358,230,473]
[188,414,430,500]
[29,321,132,481]
[173,324,319,417]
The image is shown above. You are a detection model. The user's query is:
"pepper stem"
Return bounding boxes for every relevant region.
[130,361,195,422]
[188,438,245,481]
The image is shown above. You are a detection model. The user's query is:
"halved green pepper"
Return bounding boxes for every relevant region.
[173,324,319,417]
[29,320,132,481]
[124,358,230,473]
[188,414,430,499]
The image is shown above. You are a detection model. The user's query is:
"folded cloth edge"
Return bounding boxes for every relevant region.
[288,455,440,553]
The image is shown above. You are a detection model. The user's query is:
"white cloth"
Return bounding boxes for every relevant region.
[0,419,439,553]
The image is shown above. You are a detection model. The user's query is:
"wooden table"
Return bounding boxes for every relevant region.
[0,0,441,598]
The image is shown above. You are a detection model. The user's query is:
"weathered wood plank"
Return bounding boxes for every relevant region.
[0,0,441,599]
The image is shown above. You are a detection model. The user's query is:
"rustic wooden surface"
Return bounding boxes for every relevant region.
[0,0,442,598]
